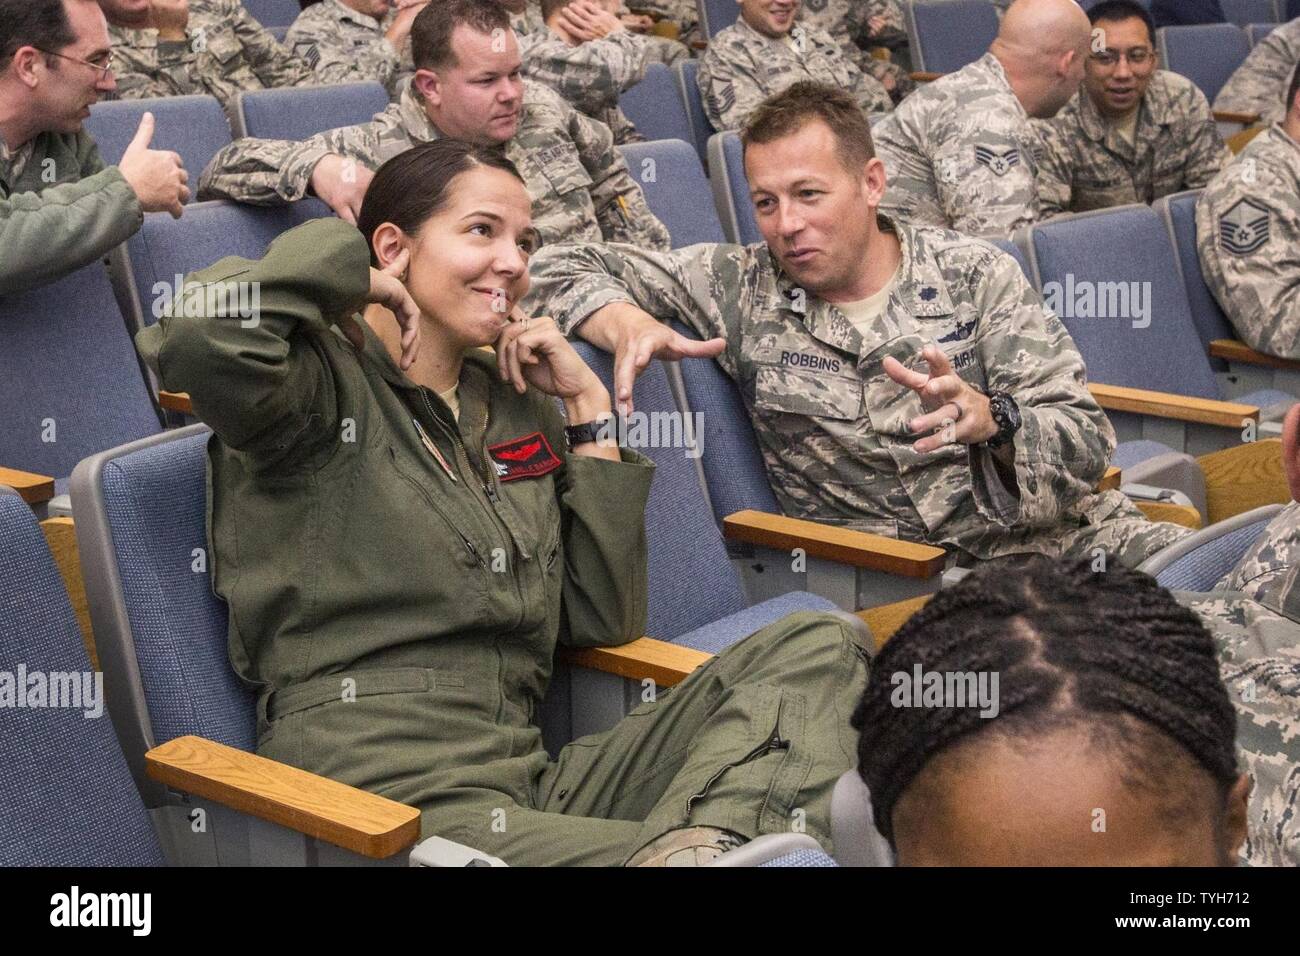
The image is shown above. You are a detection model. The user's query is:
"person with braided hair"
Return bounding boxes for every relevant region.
[852,556,1252,865]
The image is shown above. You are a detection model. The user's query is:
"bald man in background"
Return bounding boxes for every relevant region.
[872,0,1088,237]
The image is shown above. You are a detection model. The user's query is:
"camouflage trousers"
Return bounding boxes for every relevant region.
[257,611,869,866]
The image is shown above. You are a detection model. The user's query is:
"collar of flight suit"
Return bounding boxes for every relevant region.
[731,15,806,50]
[1265,122,1300,158]
[325,0,391,31]
[1074,69,1177,162]
[768,214,957,360]
[108,22,160,50]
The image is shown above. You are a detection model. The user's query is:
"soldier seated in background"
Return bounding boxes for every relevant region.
[1214,16,1300,128]
[853,557,1253,866]
[797,0,913,100]
[284,0,426,99]
[0,0,188,294]
[525,0,652,145]
[1037,0,1228,214]
[1196,62,1300,359]
[198,0,669,256]
[530,82,1191,569]
[97,0,315,117]
[871,0,1089,238]
[698,0,892,132]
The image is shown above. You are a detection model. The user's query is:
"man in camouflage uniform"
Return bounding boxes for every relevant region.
[797,0,913,100]
[0,0,188,294]
[1036,0,1228,213]
[872,0,1090,237]
[1195,63,1300,360]
[697,0,892,132]
[530,81,1190,567]
[97,0,314,117]
[1215,16,1300,127]
[283,0,425,98]
[199,0,669,254]
[1178,402,1300,866]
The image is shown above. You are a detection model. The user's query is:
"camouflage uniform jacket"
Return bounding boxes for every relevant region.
[797,0,913,97]
[532,216,1186,564]
[1195,124,1300,358]
[106,0,314,113]
[873,53,1064,237]
[197,81,671,251]
[283,0,412,98]
[1180,500,1300,866]
[1038,70,1230,213]
[517,29,651,145]
[0,130,141,294]
[1214,18,1300,127]
[697,19,892,132]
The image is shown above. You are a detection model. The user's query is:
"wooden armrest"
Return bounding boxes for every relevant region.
[1133,499,1202,530]
[1198,439,1288,525]
[723,509,946,578]
[1088,383,1258,428]
[1213,110,1261,126]
[1227,125,1266,153]
[159,390,193,415]
[690,39,707,50]
[856,595,932,650]
[909,71,942,82]
[0,466,56,505]
[1209,339,1300,372]
[146,735,420,859]
[1098,465,1121,492]
[557,636,711,687]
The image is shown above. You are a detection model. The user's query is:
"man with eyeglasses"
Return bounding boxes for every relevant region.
[97,1,315,118]
[1,0,189,295]
[1036,0,1228,214]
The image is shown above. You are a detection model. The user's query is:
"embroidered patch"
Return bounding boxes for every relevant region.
[919,286,938,301]
[293,42,320,71]
[487,432,562,482]
[938,316,977,343]
[1219,198,1271,255]
[974,145,1021,177]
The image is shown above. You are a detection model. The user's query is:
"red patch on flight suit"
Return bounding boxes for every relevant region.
[487,432,562,482]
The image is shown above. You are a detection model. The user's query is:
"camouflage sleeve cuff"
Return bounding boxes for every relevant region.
[280,143,333,202]
[556,283,641,336]
[968,443,1022,528]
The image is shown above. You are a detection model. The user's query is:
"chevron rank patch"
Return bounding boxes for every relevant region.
[1219,198,1272,255]
[293,42,320,71]
[487,432,562,482]
[974,145,1021,177]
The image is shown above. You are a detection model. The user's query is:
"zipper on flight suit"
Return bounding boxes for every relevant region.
[683,725,790,815]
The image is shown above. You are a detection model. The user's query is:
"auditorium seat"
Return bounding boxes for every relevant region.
[904,0,999,74]
[617,139,725,246]
[1138,503,1285,589]
[232,82,391,140]
[240,0,300,27]
[1247,22,1278,45]
[1221,0,1280,27]
[0,261,164,505]
[0,486,164,866]
[707,130,763,244]
[84,96,230,202]
[695,0,739,39]
[674,60,717,165]
[1156,24,1252,103]
[619,63,696,147]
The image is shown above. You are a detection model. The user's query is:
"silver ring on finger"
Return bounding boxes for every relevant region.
[950,401,963,422]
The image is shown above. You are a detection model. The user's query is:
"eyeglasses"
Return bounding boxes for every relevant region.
[35,49,115,81]
[1089,47,1155,67]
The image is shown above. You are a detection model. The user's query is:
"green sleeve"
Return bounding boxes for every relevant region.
[0,168,141,295]
[135,217,371,468]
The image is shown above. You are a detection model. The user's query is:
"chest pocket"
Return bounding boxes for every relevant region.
[522,144,593,197]
[201,29,247,68]
[753,365,863,421]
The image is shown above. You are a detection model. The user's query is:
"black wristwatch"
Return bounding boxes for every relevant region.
[985,391,1021,448]
[564,419,611,450]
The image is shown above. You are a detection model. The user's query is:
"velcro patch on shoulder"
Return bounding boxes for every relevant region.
[1219,198,1271,256]
[973,145,1021,177]
[487,432,562,482]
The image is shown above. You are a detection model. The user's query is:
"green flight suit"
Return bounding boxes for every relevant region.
[134,218,869,865]
[0,129,141,295]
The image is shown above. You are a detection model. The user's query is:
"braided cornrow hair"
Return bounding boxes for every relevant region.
[851,555,1238,848]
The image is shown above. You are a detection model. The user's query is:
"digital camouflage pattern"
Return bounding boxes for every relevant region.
[197,80,671,253]
[697,19,892,132]
[516,27,651,145]
[1214,17,1300,127]
[0,130,141,294]
[283,0,413,98]
[530,216,1191,566]
[1195,125,1300,358]
[873,53,1063,237]
[1037,70,1229,213]
[797,0,913,99]
[1179,501,1300,866]
[106,0,314,114]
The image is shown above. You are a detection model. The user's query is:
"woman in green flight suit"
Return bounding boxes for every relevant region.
[135,139,870,866]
